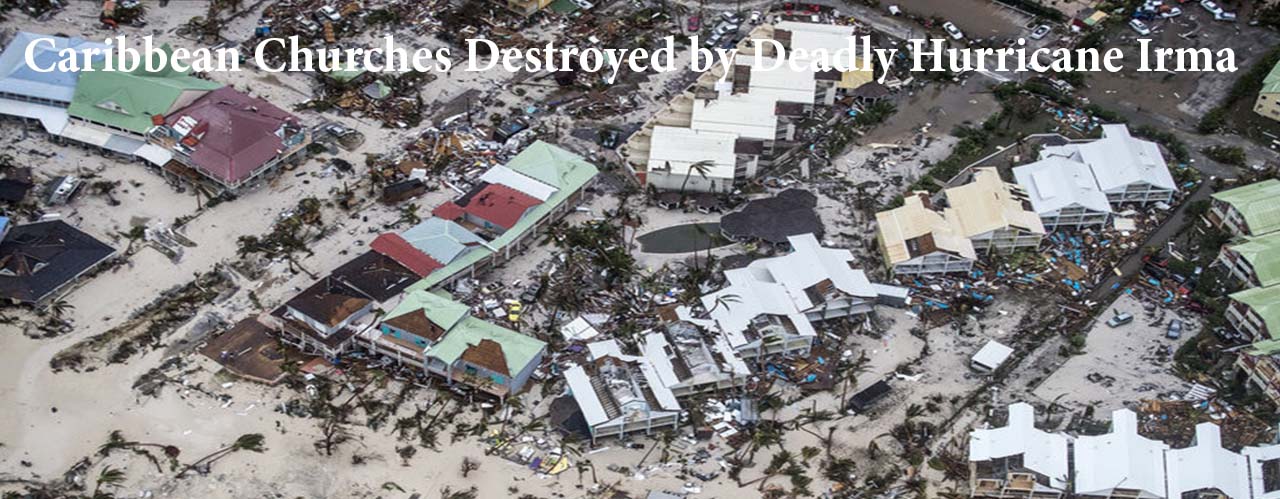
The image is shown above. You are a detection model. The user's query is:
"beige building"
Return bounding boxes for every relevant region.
[875,192,977,275]
[944,168,1046,252]
[1254,60,1280,121]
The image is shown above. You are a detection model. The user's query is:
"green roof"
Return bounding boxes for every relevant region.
[324,68,367,83]
[1229,232,1280,287]
[384,289,469,330]
[1247,338,1280,356]
[426,315,545,375]
[68,52,223,134]
[1212,179,1280,236]
[406,141,598,291]
[1263,59,1280,95]
[1231,285,1280,340]
[549,0,579,14]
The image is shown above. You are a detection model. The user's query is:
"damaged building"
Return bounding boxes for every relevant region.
[875,191,977,276]
[565,338,683,442]
[1037,124,1177,206]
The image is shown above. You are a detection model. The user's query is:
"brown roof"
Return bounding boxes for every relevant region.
[286,279,371,327]
[460,339,510,376]
[199,318,290,385]
[383,310,448,342]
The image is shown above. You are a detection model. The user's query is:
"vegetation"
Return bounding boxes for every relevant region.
[1202,145,1247,166]
[1197,46,1280,134]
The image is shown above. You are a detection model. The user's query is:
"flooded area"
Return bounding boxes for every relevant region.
[890,0,1031,39]
[862,76,1000,142]
[637,222,731,254]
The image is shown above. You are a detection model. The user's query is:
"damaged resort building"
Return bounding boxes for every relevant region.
[622,21,875,193]
[969,403,1280,499]
[0,32,312,197]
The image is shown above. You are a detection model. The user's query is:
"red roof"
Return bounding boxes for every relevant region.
[166,87,302,186]
[461,184,541,230]
[432,201,465,221]
[370,233,442,277]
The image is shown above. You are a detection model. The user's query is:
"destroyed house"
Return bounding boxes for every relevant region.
[1220,232,1280,289]
[565,346,681,442]
[328,250,419,303]
[968,403,1069,499]
[943,168,1046,252]
[1012,155,1112,231]
[391,141,597,291]
[0,220,115,305]
[368,290,545,398]
[433,182,543,234]
[643,125,753,194]
[277,278,374,359]
[772,21,875,97]
[1073,409,1169,499]
[1254,59,1280,122]
[720,189,823,246]
[696,233,907,358]
[875,192,977,275]
[1039,124,1176,205]
[1210,179,1280,238]
[639,323,751,398]
[1227,285,1280,342]
[151,86,311,193]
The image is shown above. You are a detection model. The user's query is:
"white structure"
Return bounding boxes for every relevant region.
[876,192,977,275]
[970,340,1014,373]
[690,90,784,142]
[732,54,818,105]
[691,233,906,358]
[644,125,753,193]
[1073,409,1169,499]
[1013,155,1113,231]
[1165,423,1251,499]
[968,402,1070,496]
[640,323,751,397]
[560,316,601,342]
[1039,124,1176,205]
[565,340,682,442]
[945,168,1046,252]
[1244,445,1280,499]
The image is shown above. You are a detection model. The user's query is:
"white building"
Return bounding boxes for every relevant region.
[1013,155,1113,231]
[1039,124,1176,205]
[1165,423,1251,499]
[1073,409,1169,499]
[876,192,978,275]
[691,233,906,358]
[565,340,682,442]
[644,125,755,193]
[968,403,1069,498]
[640,323,751,397]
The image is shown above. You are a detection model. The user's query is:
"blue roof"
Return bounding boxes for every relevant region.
[0,216,10,239]
[400,218,488,264]
[0,32,109,104]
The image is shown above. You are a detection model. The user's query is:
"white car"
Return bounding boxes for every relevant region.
[888,4,902,15]
[1029,24,1051,40]
[317,5,340,22]
[1129,18,1151,35]
[942,21,964,40]
[749,10,762,24]
[714,23,738,36]
[1216,11,1237,21]
[1161,7,1183,18]
[571,0,594,9]
[1200,0,1223,15]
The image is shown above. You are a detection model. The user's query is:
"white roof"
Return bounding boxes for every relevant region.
[1165,423,1250,499]
[701,233,877,348]
[479,165,558,201]
[690,92,778,140]
[646,126,738,181]
[564,365,609,426]
[560,317,601,342]
[1013,156,1113,215]
[968,403,1070,489]
[733,54,816,105]
[1073,409,1169,498]
[971,340,1014,370]
[0,97,68,134]
[1244,444,1280,499]
[1040,124,1176,194]
[775,21,857,55]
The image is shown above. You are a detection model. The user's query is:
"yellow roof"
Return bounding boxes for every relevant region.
[944,168,1046,238]
[838,60,874,89]
[876,192,977,266]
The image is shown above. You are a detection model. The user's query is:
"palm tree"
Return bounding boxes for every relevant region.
[119,226,146,254]
[678,160,715,199]
[47,300,74,321]
[176,433,266,477]
[98,430,181,472]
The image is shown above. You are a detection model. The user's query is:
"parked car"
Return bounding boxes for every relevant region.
[571,0,594,9]
[317,5,341,21]
[887,4,901,15]
[714,22,739,36]
[1129,18,1152,35]
[942,21,964,40]
[720,11,742,23]
[704,33,722,47]
[1215,10,1237,21]
[749,10,762,24]
[1200,0,1223,15]
[1161,7,1183,17]
[687,14,701,32]
[1107,312,1135,327]
[1167,319,1184,339]
[1029,24,1051,40]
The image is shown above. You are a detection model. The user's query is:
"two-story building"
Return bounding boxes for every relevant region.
[943,168,1046,252]
[1209,179,1280,238]
[1219,232,1280,289]
[875,192,977,275]
[1038,124,1176,205]
[968,403,1068,499]
[565,339,682,443]
[1226,285,1280,342]
[1012,155,1113,231]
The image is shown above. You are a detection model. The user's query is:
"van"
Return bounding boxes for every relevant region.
[1107,312,1134,327]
